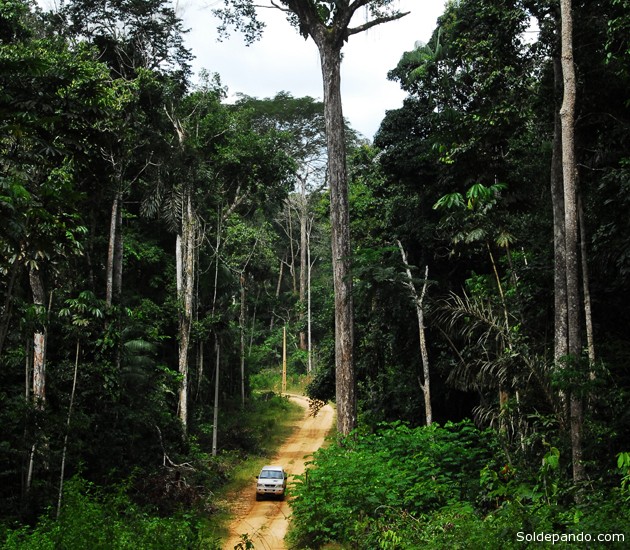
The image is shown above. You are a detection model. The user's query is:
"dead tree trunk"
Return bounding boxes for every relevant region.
[397,241,432,425]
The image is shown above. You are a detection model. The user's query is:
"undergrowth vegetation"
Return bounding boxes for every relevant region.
[0,392,299,549]
[288,421,630,549]
[1,478,206,549]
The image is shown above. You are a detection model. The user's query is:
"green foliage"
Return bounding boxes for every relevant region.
[618,451,630,500]
[289,424,630,549]
[1,477,215,549]
[288,420,497,548]
[250,369,307,394]
[192,391,297,457]
[2,0,630,545]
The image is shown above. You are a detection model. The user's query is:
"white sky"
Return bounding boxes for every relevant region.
[180,1,447,140]
[39,1,447,139]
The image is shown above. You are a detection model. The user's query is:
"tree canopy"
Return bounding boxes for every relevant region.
[1,0,629,546]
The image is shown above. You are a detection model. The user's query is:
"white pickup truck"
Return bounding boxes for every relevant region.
[255,465,287,500]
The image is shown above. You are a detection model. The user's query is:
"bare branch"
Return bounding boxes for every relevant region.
[267,0,292,13]
[347,11,410,37]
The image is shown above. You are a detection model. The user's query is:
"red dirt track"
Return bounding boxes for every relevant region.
[223,394,334,549]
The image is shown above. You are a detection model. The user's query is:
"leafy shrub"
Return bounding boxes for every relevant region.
[289,423,630,549]
[288,420,497,548]
[1,477,218,549]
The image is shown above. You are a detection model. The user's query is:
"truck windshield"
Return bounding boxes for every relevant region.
[260,470,283,479]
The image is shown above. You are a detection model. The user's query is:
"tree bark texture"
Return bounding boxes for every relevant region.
[307,217,313,374]
[240,274,246,407]
[106,190,123,307]
[550,55,571,430]
[559,0,584,483]
[578,193,595,367]
[29,267,46,407]
[319,44,356,435]
[299,186,308,351]
[177,191,195,431]
[551,57,568,366]
[212,337,220,457]
[27,267,47,496]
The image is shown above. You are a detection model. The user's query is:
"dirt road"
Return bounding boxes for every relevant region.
[222,394,334,550]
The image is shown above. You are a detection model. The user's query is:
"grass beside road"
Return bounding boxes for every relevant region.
[250,368,311,395]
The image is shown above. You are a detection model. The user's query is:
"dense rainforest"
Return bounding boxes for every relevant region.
[1,0,629,548]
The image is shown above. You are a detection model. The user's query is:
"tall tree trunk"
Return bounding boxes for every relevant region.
[25,337,32,400]
[239,274,246,408]
[578,193,595,369]
[57,339,80,519]
[270,256,284,331]
[416,266,432,426]
[299,184,308,351]
[212,206,221,317]
[559,0,584,483]
[26,267,47,497]
[258,0,408,435]
[249,288,260,355]
[22,336,32,502]
[196,341,204,401]
[319,43,356,435]
[212,336,220,457]
[29,268,46,407]
[177,192,195,431]
[307,217,313,374]
[551,55,569,429]
[287,202,297,293]
[113,191,123,304]
[106,190,123,307]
